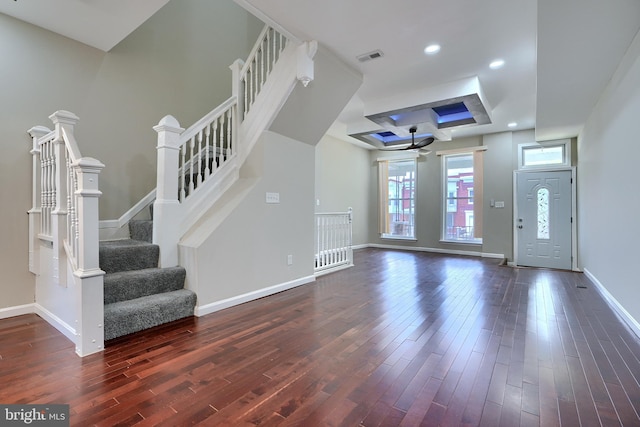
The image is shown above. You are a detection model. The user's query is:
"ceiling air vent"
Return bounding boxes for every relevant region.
[357,50,384,63]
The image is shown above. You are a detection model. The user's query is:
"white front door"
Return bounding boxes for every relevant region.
[516,170,572,269]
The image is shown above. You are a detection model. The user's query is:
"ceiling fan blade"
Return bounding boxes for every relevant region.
[377,128,436,151]
[416,136,435,148]
[390,136,436,150]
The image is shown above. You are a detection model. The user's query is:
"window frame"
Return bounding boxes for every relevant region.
[377,154,418,240]
[437,146,486,245]
[518,139,571,170]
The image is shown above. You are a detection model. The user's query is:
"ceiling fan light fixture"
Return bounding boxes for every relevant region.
[424,44,441,55]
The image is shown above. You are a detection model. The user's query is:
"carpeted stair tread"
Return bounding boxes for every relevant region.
[99,239,159,274]
[104,266,186,304]
[129,220,153,243]
[104,289,197,340]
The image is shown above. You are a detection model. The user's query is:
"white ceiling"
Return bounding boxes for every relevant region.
[3,0,639,146]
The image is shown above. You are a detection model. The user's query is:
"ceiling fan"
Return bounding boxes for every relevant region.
[380,126,435,151]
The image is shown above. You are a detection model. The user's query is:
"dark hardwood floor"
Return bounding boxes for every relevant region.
[2,248,640,426]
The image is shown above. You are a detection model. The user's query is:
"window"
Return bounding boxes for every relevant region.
[378,158,416,239]
[439,148,485,243]
[518,140,571,169]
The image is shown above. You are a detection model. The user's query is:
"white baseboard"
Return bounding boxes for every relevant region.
[584,268,640,339]
[315,262,354,278]
[195,275,315,317]
[366,243,504,259]
[0,303,35,320]
[34,303,77,344]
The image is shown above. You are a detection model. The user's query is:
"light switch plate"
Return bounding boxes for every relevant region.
[266,192,280,204]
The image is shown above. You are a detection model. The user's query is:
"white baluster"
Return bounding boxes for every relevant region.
[226,109,232,159]
[204,123,211,179]
[179,144,186,202]
[196,130,203,187]
[267,28,273,75]
[188,136,195,195]
[260,42,264,88]
[40,142,48,236]
[212,118,218,172]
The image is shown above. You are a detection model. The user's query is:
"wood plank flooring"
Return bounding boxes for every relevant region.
[2,248,640,426]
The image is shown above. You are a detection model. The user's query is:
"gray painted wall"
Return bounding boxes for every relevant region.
[0,0,263,310]
[314,134,371,247]
[364,130,536,261]
[578,29,640,324]
[185,131,316,305]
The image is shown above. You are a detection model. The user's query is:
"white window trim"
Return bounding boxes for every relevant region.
[376,151,420,162]
[436,145,487,156]
[518,139,571,170]
[440,149,484,245]
[379,157,418,240]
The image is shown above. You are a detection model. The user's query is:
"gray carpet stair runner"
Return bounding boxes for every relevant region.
[100,219,196,341]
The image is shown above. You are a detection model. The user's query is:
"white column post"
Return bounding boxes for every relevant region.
[230,59,245,122]
[296,40,318,87]
[347,207,354,266]
[153,115,184,268]
[49,111,79,286]
[73,157,105,356]
[26,126,50,274]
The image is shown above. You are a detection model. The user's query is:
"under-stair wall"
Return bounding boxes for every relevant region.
[178,47,362,316]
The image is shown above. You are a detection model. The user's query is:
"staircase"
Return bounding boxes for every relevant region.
[100,219,196,341]
[27,24,317,356]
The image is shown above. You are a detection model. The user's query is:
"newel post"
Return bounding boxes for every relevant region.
[49,111,79,285]
[230,59,245,121]
[26,126,50,274]
[347,207,354,266]
[73,157,105,356]
[153,115,184,268]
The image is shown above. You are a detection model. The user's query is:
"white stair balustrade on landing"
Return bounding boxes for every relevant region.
[27,110,105,357]
[314,208,354,276]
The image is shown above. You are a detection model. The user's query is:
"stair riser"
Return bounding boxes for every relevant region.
[104,290,197,341]
[99,244,159,274]
[104,267,187,304]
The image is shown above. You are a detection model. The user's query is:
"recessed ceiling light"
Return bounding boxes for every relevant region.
[508,122,518,128]
[424,44,441,55]
[489,59,505,69]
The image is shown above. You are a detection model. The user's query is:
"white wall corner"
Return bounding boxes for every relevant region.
[34,303,77,344]
[584,268,640,339]
[0,304,35,320]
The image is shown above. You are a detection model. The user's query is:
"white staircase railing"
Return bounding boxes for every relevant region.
[239,25,289,119]
[314,208,354,276]
[28,110,105,357]
[153,25,317,268]
[176,97,237,203]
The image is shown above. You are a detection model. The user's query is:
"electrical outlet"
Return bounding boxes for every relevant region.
[287,255,293,265]
[495,201,505,208]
